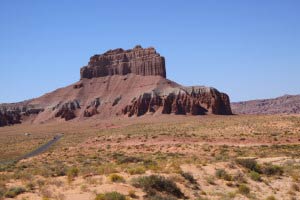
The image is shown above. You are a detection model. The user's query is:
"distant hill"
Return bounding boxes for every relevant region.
[231,95,300,114]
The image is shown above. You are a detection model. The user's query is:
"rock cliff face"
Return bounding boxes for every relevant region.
[0,103,44,126]
[122,87,232,117]
[0,45,232,127]
[0,111,21,126]
[80,45,166,79]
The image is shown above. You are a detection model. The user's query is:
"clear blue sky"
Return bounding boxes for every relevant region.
[0,0,299,103]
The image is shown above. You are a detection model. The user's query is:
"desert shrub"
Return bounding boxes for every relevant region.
[236,158,261,173]
[233,172,247,183]
[0,184,6,199]
[146,194,177,200]
[261,164,283,176]
[127,166,146,175]
[128,190,137,198]
[131,175,183,198]
[67,167,79,181]
[215,169,232,181]
[238,184,250,195]
[95,192,126,200]
[55,193,65,200]
[25,181,35,191]
[113,153,143,164]
[205,175,216,185]
[265,196,276,200]
[109,174,125,183]
[291,183,300,192]
[144,161,161,172]
[249,171,261,181]
[40,187,53,198]
[50,162,67,177]
[98,163,118,175]
[180,171,197,184]
[4,186,26,198]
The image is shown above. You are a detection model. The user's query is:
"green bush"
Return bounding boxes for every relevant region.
[180,171,197,184]
[249,171,261,181]
[95,192,126,200]
[238,184,250,195]
[132,175,184,198]
[4,187,26,198]
[215,169,232,181]
[109,174,125,183]
[261,164,283,176]
[236,158,261,173]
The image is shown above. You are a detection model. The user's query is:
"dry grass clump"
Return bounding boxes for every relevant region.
[95,192,126,200]
[128,190,137,198]
[109,174,125,183]
[67,167,79,182]
[0,182,6,199]
[291,183,300,192]
[238,184,250,195]
[127,166,146,175]
[265,196,276,200]
[145,194,177,200]
[98,163,119,175]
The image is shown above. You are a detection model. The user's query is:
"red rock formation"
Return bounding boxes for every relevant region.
[0,45,233,127]
[83,98,100,117]
[122,87,232,117]
[73,82,83,89]
[0,104,44,126]
[0,111,21,126]
[80,45,166,79]
[54,100,80,121]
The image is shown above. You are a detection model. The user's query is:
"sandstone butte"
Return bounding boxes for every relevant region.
[0,45,232,127]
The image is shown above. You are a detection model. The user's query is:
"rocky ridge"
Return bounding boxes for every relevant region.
[231,94,300,114]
